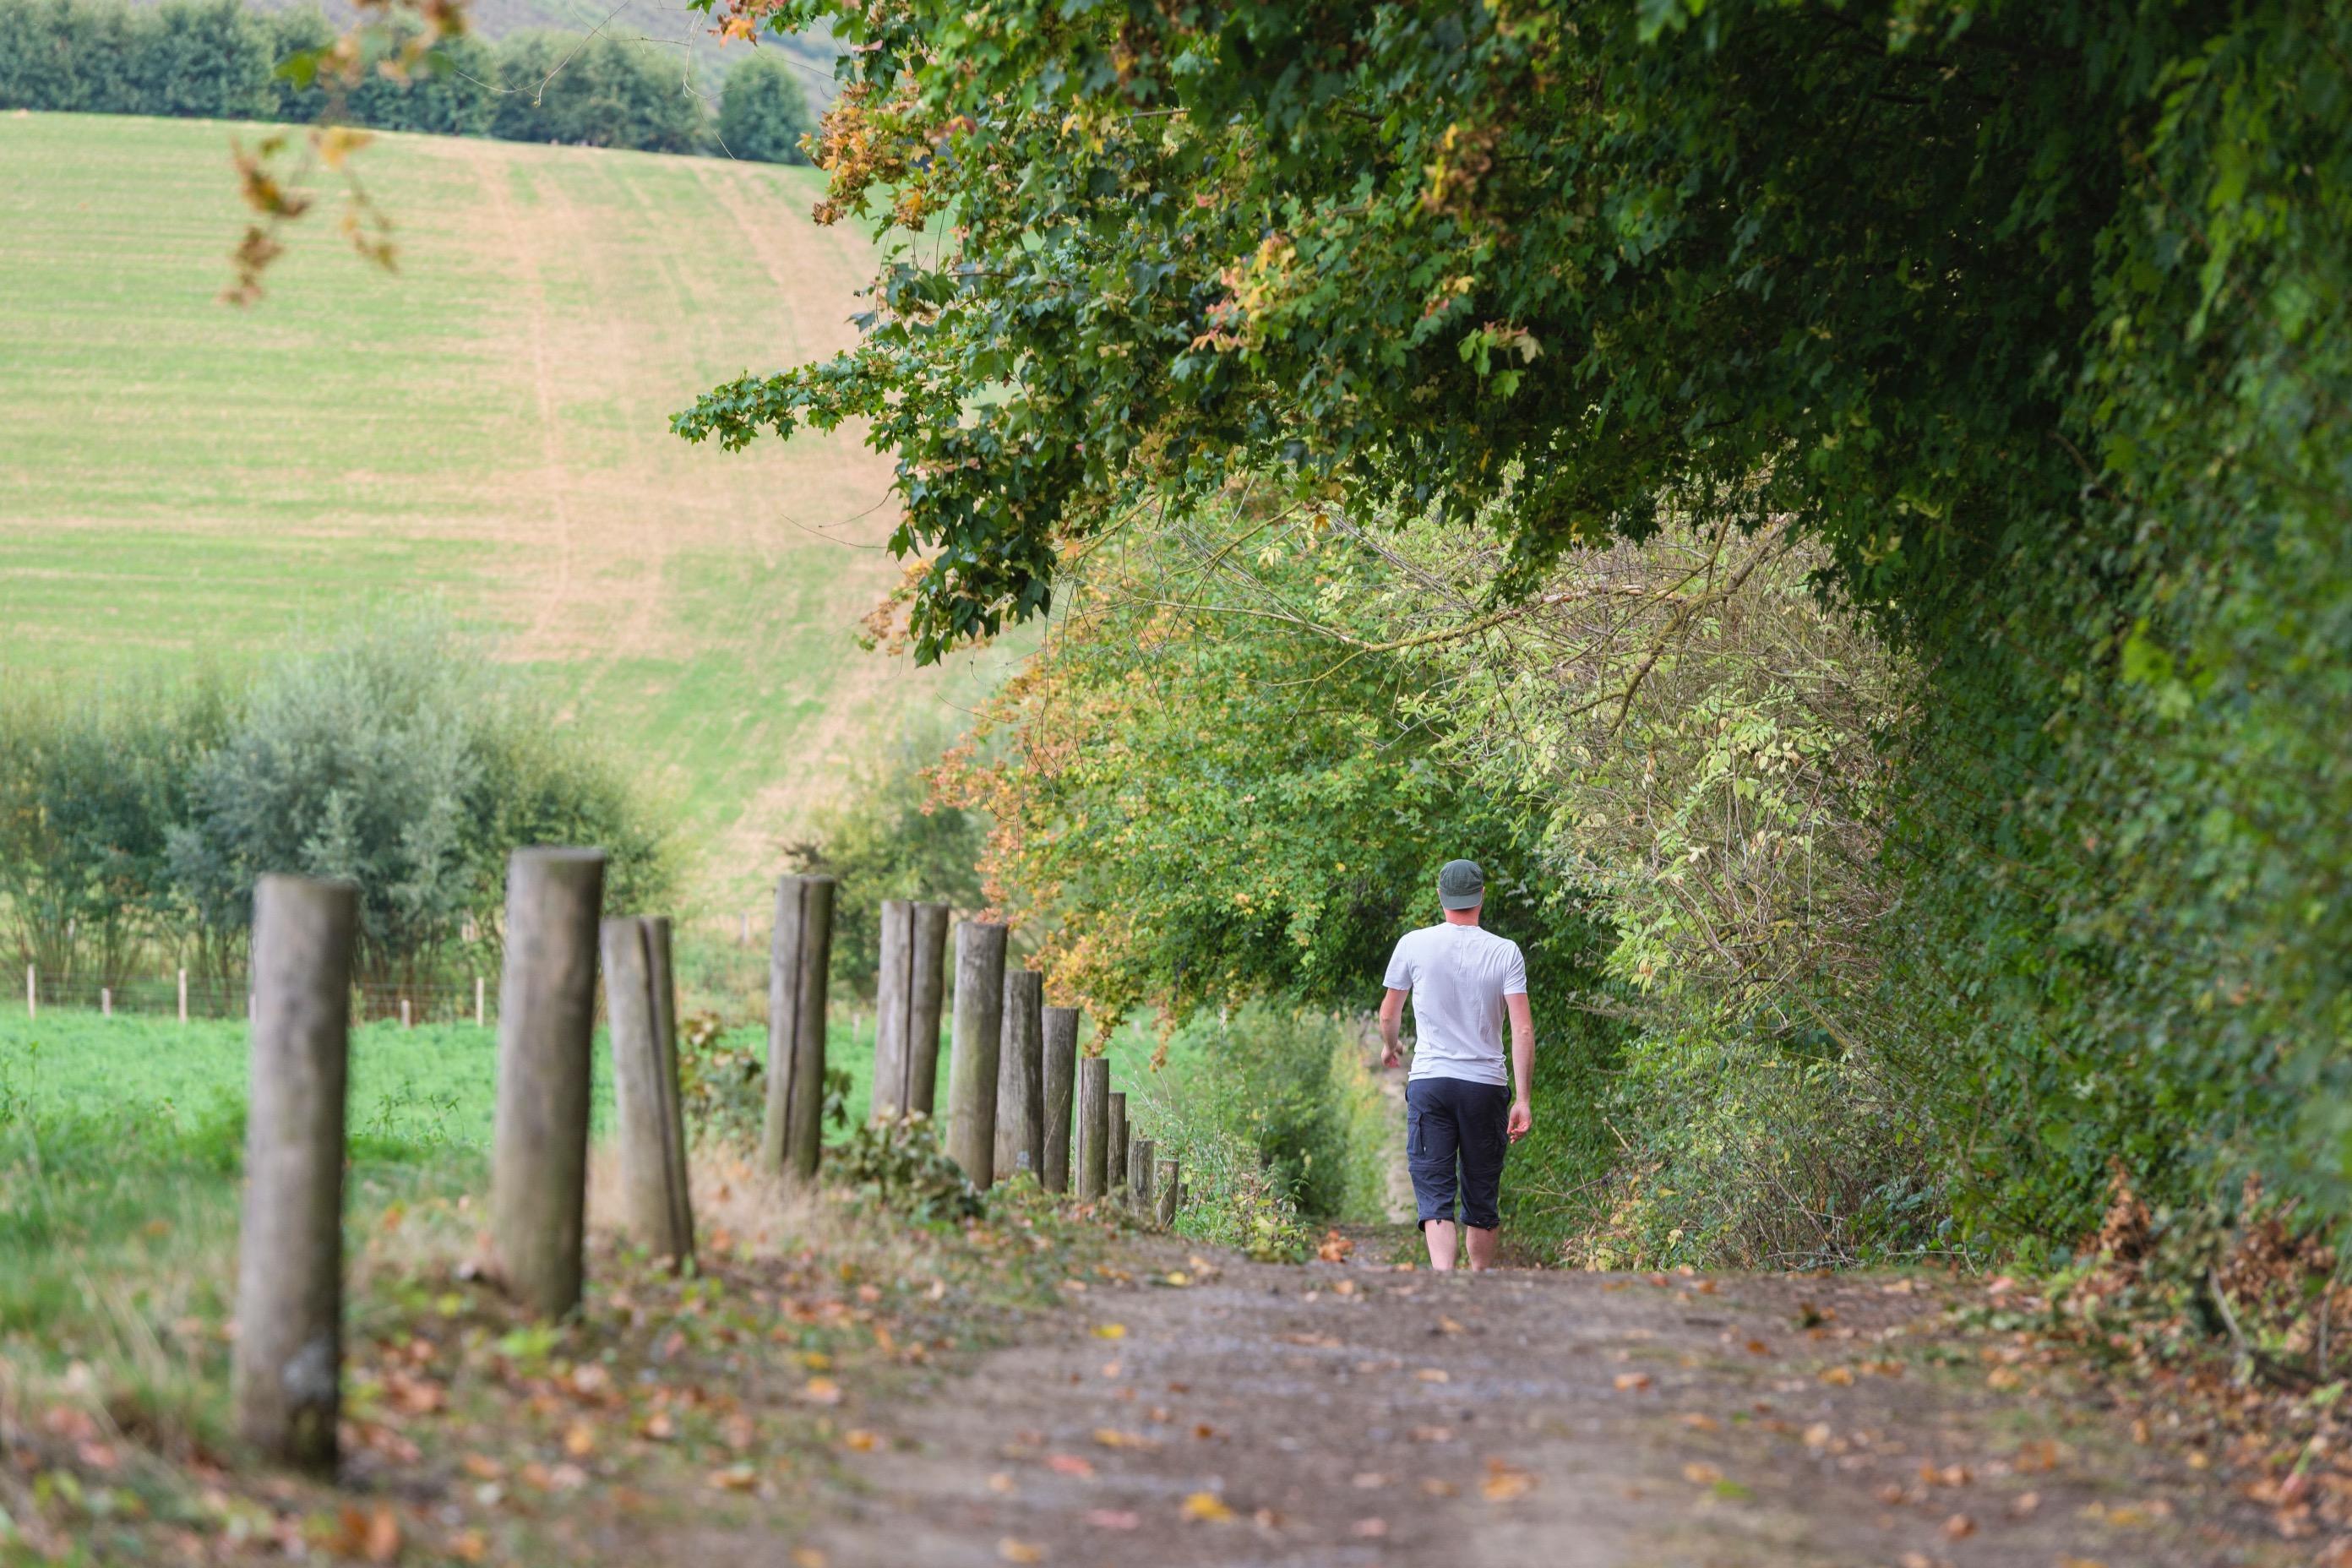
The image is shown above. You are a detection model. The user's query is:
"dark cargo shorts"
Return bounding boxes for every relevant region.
[1406,1075,1511,1232]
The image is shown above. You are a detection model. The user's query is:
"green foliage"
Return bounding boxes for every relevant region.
[716,48,813,164]
[0,619,676,989]
[492,30,704,154]
[787,724,988,999]
[674,1008,766,1142]
[831,1110,984,1222]
[1128,1004,1387,1259]
[684,0,2352,1260]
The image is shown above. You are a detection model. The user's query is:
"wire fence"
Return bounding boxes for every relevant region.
[11,966,493,1027]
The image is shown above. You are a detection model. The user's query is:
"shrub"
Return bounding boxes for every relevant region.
[493,31,701,153]
[832,1112,983,1222]
[716,50,812,164]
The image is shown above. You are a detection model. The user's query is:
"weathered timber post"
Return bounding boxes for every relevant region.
[1076,1055,1110,1201]
[232,874,358,1471]
[1155,1156,1179,1230]
[1042,1007,1080,1193]
[763,875,836,1184]
[875,902,954,1121]
[1107,1092,1128,1211]
[177,967,188,1025]
[602,917,694,1268]
[399,997,411,1030]
[642,916,693,1258]
[908,904,950,1114]
[490,847,606,1318]
[1133,1137,1156,1214]
[475,973,486,1029]
[994,969,1044,1182]
[945,921,1008,1184]
[101,986,111,1018]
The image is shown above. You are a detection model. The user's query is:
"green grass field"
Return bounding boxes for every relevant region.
[0,112,1006,910]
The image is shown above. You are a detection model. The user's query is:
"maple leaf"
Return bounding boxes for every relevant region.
[1181,1491,1236,1522]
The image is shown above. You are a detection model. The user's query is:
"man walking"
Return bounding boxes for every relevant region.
[1378,859,1533,1271]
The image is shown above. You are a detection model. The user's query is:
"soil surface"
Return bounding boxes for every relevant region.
[786,1240,2295,1568]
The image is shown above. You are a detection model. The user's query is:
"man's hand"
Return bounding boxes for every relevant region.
[1507,1099,1533,1143]
[1378,986,1409,1070]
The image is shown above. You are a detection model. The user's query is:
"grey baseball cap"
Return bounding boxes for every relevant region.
[1437,858,1485,910]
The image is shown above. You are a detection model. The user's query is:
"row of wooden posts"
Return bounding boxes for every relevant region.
[232,852,1181,1472]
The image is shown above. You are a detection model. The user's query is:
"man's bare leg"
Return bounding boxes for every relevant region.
[1464,1225,1499,1271]
[1424,1220,1459,1271]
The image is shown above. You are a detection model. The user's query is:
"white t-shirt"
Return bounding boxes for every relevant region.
[1382,923,1528,1086]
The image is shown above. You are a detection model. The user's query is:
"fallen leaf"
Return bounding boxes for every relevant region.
[1421,1478,1458,1497]
[1613,1373,1652,1392]
[640,1412,676,1442]
[1411,1424,1455,1442]
[449,1529,487,1563]
[988,1473,1016,1495]
[362,1505,400,1564]
[798,1378,844,1407]
[1092,1324,1127,1340]
[1414,1368,1451,1384]
[844,1429,879,1452]
[1803,1423,1832,1449]
[563,1421,596,1457]
[1684,1462,1724,1485]
[2012,1491,2041,1516]
[1437,1316,1465,1335]
[1181,1491,1235,1523]
[1085,1510,1140,1530]
[1352,1472,1387,1489]
[998,1539,1043,1563]
[707,1465,758,1492]
[1352,1517,1389,1538]
[790,1551,828,1568]
[1745,1339,1772,1356]
[460,1454,504,1481]
[1317,1231,1354,1262]
[1046,1453,1095,1478]
[1480,1464,1534,1502]
[1943,1514,1975,1539]
[1092,1428,1149,1449]
[1819,1366,1855,1386]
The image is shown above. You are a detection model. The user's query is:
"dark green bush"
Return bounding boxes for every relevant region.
[493,30,701,153]
[716,50,812,164]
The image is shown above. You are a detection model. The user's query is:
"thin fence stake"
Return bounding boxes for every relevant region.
[101,986,112,1018]
[400,998,412,1030]
[24,965,33,1021]
[231,873,357,1471]
[945,921,1009,1184]
[476,973,486,1028]
[1155,1156,1179,1230]
[178,967,188,1026]
[1076,1056,1110,1201]
[1042,1007,1080,1193]
[1107,1092,1128,1212]
[489,847,607,1319]
[1133,1137,1155,1214]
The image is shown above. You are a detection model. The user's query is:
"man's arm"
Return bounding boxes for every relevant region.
[1505,992,1534,1141]
[1379,987,1409,1070]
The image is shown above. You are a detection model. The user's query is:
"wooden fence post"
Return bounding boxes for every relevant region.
[101,986,111,1018]
[1042,1007,1080,1193]
[489,847,606,1318]
[1133,1137,1155,1214]
[1076,1055,1110,1201]
[945,921,1008,1184]
[994,969,1044,1183]
[178,967,188,1026]
[231,873,358,1471]
[399,998,412,1030]
[475,973,486,1029]
[873,901,911,1119]
[1107,1092,1128,1211]
[1155,1156,1179,1230]
[602,917,694,1269]
[641,916,692,1258]
[763,874,836,1184]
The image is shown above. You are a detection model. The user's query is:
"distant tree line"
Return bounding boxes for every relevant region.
[0,619,676,994]
[0,0,815,161]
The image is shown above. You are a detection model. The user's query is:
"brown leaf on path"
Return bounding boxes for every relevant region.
[1046,1453,1095,1477]
[1479,1460,1534,1502]
[1680,1413,1720,1432]
[1422,1478,1458,1497]
[1351,1472,1387,1489]
[640,1412,676,1441]
[363,1505,401,1564]
[707,1464,758,1492]
[2012,1490,2040,1516]
[1613,1372,1652,1391]
[998,1538,1044,1563]
[1086,1510,1141,1530]
[1352,1516,1389,1538]
[798,1378,844,1406]
[1181,1491,1235,1523]
[1316,1230,1354,1262]
[562,1421,596,1457]
[449,1529,487,1563]
[1683,1463,1724,1485]
[790,1550,829,1568]
[1942,1514,1975,1539]
[844,1429,879,1452]
[1819,1365,1855,1386]
[1437,1316,1465,1335]
[1745,1339,1772,1356]
[1414,1367,1451,1383]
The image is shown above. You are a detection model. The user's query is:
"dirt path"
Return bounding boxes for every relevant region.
[791,1242,2292,1568]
